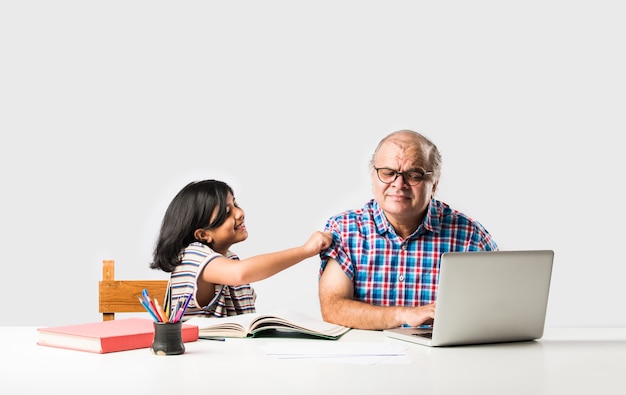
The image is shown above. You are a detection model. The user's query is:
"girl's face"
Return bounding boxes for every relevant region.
[204,192,248,254]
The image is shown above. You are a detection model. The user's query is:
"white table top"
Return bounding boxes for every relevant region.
[2,327,625,394]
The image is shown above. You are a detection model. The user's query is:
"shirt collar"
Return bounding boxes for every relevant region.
[371,198,440,238]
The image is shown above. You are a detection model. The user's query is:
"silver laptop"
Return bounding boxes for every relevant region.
[383,250,554,347]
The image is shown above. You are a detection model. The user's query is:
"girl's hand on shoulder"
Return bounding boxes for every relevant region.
[303,231,333,255]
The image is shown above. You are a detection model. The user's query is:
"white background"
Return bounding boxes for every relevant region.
[1,1,624,327]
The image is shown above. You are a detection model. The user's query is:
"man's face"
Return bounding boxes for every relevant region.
[371,137,437,228]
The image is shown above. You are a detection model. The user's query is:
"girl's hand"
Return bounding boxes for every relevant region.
[303,231,333,255]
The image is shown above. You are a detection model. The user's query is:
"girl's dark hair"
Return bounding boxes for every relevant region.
[150,179,234,272]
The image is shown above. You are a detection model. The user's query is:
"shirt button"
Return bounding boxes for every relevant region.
[401,243,407,250]
[398,274,405,282]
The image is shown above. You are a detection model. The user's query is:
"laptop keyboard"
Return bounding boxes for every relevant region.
[412,332,433,339]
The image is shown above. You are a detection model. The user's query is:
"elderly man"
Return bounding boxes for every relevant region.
[319,130,498,330]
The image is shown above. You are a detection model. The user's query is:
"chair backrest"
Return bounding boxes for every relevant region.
[98,260,169,321]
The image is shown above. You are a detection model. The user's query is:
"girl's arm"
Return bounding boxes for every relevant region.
[200,231,332,285]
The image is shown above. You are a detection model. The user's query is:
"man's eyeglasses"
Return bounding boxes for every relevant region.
[374,167,433,186]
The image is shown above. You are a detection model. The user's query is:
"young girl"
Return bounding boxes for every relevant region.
[150,179,332,318]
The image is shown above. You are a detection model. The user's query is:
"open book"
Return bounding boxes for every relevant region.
[184,308,351,340]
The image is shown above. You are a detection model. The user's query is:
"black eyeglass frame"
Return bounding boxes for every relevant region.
[374,167,433,186]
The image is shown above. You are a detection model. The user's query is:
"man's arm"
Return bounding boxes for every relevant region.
[318,259,436,330]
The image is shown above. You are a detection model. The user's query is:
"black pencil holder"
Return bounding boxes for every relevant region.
[151,321,185,356]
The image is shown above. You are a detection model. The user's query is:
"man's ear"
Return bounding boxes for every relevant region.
[431,180,439,198]
[194,229,212,244]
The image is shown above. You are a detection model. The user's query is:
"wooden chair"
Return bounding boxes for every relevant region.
[98,259,169,321]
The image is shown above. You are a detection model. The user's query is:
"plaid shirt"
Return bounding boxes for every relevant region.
[320,199,498,307]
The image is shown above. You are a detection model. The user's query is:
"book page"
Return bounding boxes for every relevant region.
[184,309,350,339]
[251,308,350,337]
[184,313,262,337]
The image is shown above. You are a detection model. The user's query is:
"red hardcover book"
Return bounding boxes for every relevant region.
[36,318,199,354]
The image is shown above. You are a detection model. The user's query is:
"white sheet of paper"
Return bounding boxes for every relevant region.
[262,342,411,364]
